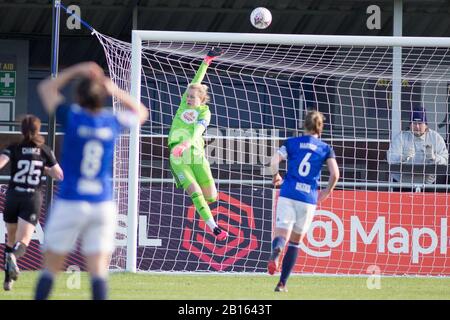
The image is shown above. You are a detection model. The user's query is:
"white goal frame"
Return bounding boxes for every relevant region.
[126,30,450,272]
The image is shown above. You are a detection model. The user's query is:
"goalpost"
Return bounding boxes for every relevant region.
[96,30,450,276]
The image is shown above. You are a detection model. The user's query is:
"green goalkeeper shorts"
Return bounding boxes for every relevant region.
[169,147,215,190]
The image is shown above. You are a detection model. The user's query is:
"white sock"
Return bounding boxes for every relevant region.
[206,218,218,231]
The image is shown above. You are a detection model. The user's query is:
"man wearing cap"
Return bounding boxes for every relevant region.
[387,109,448,188]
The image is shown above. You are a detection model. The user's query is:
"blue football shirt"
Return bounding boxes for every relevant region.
[56,103,136,202]
[278,135,335,204]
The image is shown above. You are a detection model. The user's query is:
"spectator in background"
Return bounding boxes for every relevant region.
[387,108,448,188]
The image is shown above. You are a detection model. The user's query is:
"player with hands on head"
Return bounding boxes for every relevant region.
[168,47,229,241]
[268,110,339,292]
[34,61,148,300]
[0,115,63,291]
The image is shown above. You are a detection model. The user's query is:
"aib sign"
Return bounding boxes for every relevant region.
[182,192,258,271]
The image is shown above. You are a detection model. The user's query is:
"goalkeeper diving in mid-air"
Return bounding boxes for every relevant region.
[168,47,228,241]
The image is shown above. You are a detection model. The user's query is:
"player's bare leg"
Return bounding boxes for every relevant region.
[43,251,67,274]
[34,251,66,300]
[14,218,34,248]
[201,184,218,204]
[268,227,291,275]
[85,252,111,300]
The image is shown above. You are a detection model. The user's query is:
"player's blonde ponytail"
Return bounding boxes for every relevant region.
[304,110,325,136]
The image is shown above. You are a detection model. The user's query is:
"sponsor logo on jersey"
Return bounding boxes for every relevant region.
[181,110,198,124]
[296,182,311,193]
[77,178,103,194]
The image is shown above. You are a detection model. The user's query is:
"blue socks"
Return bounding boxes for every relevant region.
[34,272,108,300]
[34,270,54,300]
[280,243,299,285]
[91,276,108,300]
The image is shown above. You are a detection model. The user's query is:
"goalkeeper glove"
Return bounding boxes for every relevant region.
[172,141,191,158]
[204,47,223,65]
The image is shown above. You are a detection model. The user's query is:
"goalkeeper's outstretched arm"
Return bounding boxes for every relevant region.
[181,47,223,101]
[192,47,223,84]
[172,48,222,157]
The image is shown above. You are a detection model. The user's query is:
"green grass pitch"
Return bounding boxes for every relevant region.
[0,271,449,300]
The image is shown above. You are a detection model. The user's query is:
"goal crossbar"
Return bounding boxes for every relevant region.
[133,30,450,48]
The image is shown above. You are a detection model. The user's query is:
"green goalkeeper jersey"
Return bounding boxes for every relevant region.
[168,61,211,151]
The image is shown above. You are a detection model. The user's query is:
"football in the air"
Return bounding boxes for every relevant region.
[250,7,272,29]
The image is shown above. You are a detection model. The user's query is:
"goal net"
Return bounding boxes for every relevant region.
[96,31,450,276]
